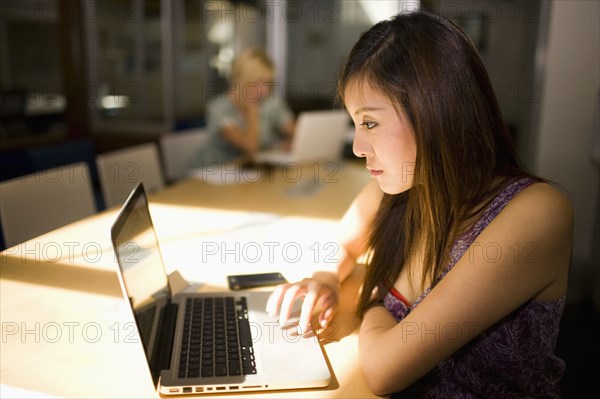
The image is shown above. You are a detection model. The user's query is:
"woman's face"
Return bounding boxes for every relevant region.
[237,59,273,104]
[242,75,272,103]
[345,81,417,195]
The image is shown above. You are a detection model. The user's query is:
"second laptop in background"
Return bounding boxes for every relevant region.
[254,109,350,164]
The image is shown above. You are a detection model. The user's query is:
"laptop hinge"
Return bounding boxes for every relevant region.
[151,302,178,385]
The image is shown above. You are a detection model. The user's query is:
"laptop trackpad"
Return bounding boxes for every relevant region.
[245,292,331,388]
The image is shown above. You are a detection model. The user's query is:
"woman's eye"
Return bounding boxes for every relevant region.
[361,121,378,130]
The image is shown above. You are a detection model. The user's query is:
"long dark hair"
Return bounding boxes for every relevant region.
[338,12,537,317]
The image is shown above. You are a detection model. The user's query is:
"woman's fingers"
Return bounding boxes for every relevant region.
[318,291,338,328]
[278,284,304,325]
[266,279,339,334]
[266,283,288,317]
[299,281,320,334]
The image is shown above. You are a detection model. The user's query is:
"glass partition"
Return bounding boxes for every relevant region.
[84,0,173,133]
[84,0,267,134]
[284,0,405,111]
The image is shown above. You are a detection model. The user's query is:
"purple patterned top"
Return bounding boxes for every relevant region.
[384,178,566,398]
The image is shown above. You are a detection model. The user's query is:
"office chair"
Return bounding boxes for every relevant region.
[0,162,97,247]
[159,128,208,183]
[96,142,165,208]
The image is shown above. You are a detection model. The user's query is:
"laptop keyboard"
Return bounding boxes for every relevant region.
[135,305,157,352]
[178,296,257,378]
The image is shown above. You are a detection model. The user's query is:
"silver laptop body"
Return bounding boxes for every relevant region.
[111,182,331,395]
[254,109,349,164]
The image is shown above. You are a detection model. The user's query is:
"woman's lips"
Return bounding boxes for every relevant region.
[369,169,383,177]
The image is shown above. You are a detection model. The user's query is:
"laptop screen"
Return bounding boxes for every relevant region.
[111,182,171,357]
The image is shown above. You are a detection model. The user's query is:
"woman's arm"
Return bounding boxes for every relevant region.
[266,179,384,332]
[279,117,295,138]
[220,103,260,155]
[358,183,573,395]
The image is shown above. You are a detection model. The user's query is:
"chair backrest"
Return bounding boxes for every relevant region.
[159,128,208,183]
[0,162,97,247]
[96,142,165,208]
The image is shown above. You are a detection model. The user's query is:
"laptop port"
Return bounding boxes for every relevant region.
[182,387,192,393]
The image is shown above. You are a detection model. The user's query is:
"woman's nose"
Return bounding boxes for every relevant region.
[352,130,373,158]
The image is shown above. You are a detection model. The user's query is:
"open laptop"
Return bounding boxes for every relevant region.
[254,109,349,164]
[111,182,331,395]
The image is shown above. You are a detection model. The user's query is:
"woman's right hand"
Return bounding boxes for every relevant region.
[265,271,340,335]
[266,181,382,335]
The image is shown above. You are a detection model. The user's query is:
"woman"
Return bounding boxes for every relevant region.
[267,11,572,398]
[192,49,295,165]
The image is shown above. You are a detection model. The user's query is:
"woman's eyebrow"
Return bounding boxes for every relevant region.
[354,106,384,115]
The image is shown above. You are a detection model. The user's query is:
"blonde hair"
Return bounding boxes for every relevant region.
[231,49,274,87]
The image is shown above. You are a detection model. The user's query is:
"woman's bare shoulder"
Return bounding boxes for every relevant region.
[510,181,573,230]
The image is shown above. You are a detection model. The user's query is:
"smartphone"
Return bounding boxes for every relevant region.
[227,272,287,291]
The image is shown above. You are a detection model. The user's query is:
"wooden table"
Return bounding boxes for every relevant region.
[0,161,379,398]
